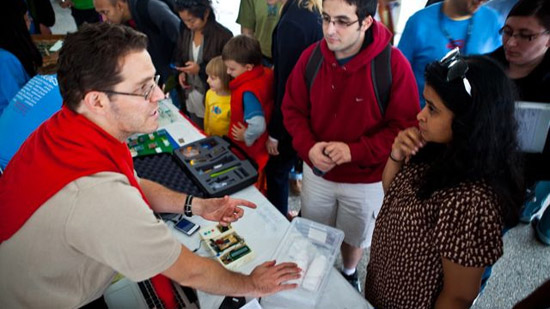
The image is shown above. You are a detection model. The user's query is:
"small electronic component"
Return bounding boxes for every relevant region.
[220,245,252,265]
[181,146,199,158]
[218,225,230,233]
[200,139,217,150]
[209,233,242,253]
[199,224,255,270]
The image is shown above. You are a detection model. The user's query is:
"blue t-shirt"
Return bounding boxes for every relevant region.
[398,3,502,107]
[0,75,62,169]
[243,91,264,120]
[0,49,30,115]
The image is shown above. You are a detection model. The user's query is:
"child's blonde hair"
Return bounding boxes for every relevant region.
[296,0,322,14]
[206,56,231,92]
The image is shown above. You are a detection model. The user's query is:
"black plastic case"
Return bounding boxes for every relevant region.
[173,136,258,197]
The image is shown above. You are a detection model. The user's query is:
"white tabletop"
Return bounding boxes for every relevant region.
[159,100,370,309]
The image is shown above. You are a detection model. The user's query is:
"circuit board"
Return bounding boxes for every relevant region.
[199,224,255,270]
[127,129,176,157]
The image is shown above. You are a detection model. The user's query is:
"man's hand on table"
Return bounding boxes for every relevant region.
[248,260,301,297]
[192,195,256,226]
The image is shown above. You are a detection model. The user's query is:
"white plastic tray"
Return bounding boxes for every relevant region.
[261,218,344,308]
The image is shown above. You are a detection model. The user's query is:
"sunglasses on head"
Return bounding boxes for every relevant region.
[439,47,472,97]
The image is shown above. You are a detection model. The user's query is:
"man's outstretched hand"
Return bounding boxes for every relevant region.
[193,196,257,226]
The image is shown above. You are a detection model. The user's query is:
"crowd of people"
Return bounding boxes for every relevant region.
[0,0,549,308]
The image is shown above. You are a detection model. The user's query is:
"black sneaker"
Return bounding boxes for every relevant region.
[340,270,361,293]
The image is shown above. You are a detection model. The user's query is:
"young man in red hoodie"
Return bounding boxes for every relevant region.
[0,23,299,308]
[282,0,419,292]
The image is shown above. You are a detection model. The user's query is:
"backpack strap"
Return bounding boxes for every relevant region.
[305,42,323,92]
[304,42,393,116]
[371,43,392,116]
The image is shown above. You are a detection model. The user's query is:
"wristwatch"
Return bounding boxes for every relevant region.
[184,195,193,217]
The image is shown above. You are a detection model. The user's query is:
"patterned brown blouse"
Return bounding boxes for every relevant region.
[365,163,504,309]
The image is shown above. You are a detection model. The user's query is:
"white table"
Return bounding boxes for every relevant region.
[159,101,371,309]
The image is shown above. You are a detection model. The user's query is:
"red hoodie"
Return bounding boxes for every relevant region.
[282,21,419,183]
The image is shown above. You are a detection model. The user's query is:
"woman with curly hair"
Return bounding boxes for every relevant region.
[365,51,525,308]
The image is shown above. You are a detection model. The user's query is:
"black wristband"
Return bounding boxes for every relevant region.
[389,152,404,163]
[184,195,193,217]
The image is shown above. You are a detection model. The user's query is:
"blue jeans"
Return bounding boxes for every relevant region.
[265,153,297,215]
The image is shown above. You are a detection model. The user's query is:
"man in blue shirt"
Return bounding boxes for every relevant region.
[398,0,502,107]
[0,49,30,115]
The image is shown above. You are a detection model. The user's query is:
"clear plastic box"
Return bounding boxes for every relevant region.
[261,218,344,308]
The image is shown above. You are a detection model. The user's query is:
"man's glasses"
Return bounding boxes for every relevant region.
[322,15,359,29]
[499,26,550,42]
[98,75,160,101]
[439,47,472,97]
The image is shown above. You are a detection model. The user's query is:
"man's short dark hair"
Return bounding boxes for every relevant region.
[323,0,377,23]
[221,35,262,66]
[57,23,148,111]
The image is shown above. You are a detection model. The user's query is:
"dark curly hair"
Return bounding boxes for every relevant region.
[57,23,148,111]
[413,55,525,227]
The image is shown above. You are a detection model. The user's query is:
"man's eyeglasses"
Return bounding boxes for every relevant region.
[98,75,160,101]
[499,26,550,42]
[439,47,472,97]
[322,15,359,29]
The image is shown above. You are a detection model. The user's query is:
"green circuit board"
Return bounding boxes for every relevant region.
[127,130,174,157]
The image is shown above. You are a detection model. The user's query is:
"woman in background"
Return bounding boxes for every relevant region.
[173,0,233,129]
[487,0,549,244]
[0,0,42,115]
[265,0,323,218]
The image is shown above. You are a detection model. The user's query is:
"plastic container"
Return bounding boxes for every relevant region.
[261,218,344,308]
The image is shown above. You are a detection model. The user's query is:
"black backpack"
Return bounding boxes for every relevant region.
[136,0,178,33]
[304,42,393,116]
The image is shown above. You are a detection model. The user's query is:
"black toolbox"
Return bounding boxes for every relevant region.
[173,136,258,197]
